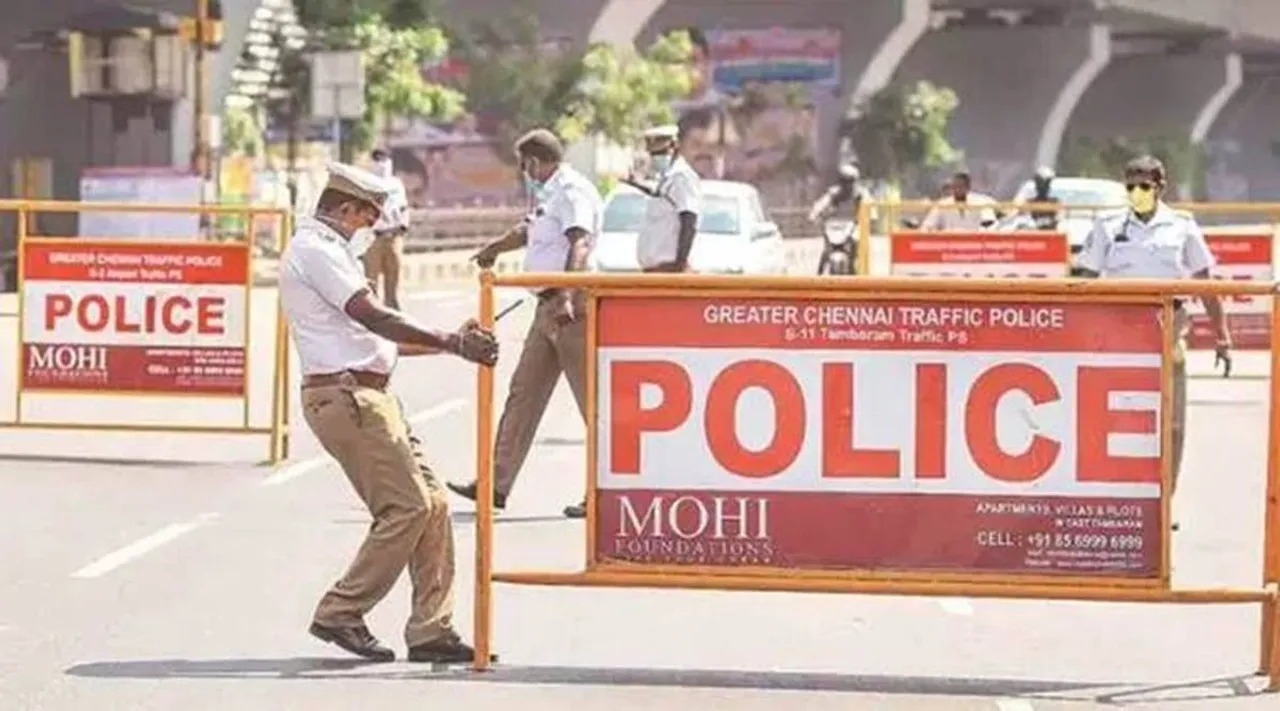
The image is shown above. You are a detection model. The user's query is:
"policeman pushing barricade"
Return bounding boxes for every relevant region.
[278,162,498,664]
[1075,155,1232,505]
[449,129,603,519]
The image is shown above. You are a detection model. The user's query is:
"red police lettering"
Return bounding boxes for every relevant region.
[43,293,226,335]
[609,359,1160,484]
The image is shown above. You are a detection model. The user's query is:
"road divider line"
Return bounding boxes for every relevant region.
[939,598,975,616]
[996,699,1035,711]
[71,512,220,579]
[261,398,468,487]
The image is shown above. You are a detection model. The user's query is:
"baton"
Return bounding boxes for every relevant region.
[494,298,525,323]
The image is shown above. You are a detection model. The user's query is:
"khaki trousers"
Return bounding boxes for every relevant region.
[494,296,588,496]
[363,235,404,309]
[1171,308,1189,491]
[302,382,454,647]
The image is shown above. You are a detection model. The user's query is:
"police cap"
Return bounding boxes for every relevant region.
[323,162,392,214]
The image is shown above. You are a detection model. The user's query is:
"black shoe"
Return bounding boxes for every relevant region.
[309,622,395,662]
[446,481,507,510]
[407,630,476,664]
[563,500,586,519]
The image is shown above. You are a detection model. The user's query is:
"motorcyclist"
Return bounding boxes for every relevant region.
[1025,166,1059,229]
[808,163,867,223]
[810,163,867,274]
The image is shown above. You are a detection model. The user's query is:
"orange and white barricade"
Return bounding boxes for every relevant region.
[0,199,292,463]
[1186,230,1274,350]
[468,270,1280,690]
[888,230,1070,279]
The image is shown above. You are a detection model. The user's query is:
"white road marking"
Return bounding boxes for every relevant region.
[71,512,221,579]
[939,597,975,616]
[996,700,1035,711]
[260,398,468,487]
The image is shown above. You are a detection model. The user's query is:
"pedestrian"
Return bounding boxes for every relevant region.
[1075,154,1231,505]
[279,162,499,663]
[919,170,999,231]
[447,128,602,519]
[362,148,410,309]
[627,124,702,273]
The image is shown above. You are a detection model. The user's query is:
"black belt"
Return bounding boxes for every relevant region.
[302,370,390,391]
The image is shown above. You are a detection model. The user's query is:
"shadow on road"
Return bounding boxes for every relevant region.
[62,659,1270,702]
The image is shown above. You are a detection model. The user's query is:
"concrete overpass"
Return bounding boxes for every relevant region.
[2,0,1279,229]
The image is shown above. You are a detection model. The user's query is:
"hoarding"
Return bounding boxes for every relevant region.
[1186,232,1273,350]
[20,241,249,395]
[593,295,1167,580]
[889,232,1070,279]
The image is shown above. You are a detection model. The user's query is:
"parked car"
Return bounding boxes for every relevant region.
[588,180,787,274]
[1008,176,1128,254]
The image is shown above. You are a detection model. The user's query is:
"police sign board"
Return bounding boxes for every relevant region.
[592,294,1167,581]
[20,242,249,395]
[1185,231,1273,350]
[889,231,1070,279]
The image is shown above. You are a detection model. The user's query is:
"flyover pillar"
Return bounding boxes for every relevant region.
[1063,49,1243,189]
[1204,57,1280,201]
[894,22,1112,197]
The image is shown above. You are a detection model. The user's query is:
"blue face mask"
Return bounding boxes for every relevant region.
[650,153,673,174]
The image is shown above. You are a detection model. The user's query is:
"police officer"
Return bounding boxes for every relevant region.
[362,148,410,309]
[279,162,499,663]
[629,124,701,273]
[1076,154,1231,498]
[447,129,603,519]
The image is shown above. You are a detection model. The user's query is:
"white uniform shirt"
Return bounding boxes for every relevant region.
[1076,203,1216,279]
[920,193,999,231]
[636,157,702,269]
[374,176,411,233]
[280,216,398,376]
[523,164,603,279]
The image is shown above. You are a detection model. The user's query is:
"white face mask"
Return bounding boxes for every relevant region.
[371,159,393,178]
[347,227,376,258]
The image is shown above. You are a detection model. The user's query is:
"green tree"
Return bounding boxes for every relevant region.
[452,7,694,162]
[843,80,961,189]
[221,104,264,158]
[293,1,463,154]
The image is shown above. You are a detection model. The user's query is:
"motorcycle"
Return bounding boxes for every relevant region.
[819,218,857,275]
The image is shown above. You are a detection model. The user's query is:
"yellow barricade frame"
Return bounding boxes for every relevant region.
[0,199,294,464]
[472,270,1280,691]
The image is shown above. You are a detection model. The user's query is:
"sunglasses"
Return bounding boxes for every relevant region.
[1125,181,1156,192]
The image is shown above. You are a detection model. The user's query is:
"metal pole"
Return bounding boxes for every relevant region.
[193,0,209,180]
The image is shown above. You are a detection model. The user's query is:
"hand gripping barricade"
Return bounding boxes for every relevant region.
[469,267,1280,690]
[0,199,294,464]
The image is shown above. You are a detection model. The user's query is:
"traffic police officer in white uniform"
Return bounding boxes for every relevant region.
[280,162,498,663]
[449,129,603,519]
[631,124,702,273]
[1076,155,1231,498]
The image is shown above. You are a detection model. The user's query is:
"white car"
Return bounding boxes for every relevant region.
[1009,176,1128,255]
[588,180,787,274]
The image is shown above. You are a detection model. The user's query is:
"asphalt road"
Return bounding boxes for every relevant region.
[0,261,1276,709]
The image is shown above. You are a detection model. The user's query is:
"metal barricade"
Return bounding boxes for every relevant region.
[470,269,1280,690]
[0,199,293,464]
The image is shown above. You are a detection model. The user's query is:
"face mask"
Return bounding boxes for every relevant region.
[371,159,393,178]
[522,172,546,200]
[1127,184,1157,214]
[347,227,376,258]
[650,153,673,174]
